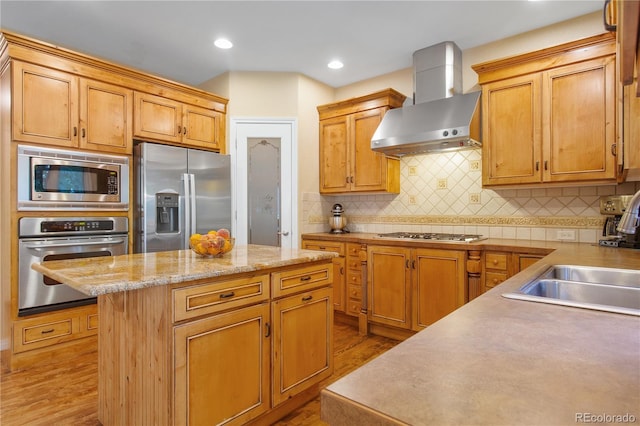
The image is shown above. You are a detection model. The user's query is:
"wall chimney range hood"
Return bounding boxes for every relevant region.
[371,41,481,156]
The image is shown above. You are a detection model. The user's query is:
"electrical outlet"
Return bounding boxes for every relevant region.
[408,166,417,176]
[557,230,576,241]
[408,195,417,205]
[469,160,480,171]
[469,193,480,204]
[437,178,447,190]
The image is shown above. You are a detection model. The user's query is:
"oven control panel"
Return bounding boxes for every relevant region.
[40,220,114,233]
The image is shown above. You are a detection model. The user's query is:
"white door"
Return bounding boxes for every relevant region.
[231,118,298,249]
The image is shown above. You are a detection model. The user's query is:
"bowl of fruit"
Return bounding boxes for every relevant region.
[189,229,234,257]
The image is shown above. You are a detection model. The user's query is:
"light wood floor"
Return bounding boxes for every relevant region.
[0,320,399,426]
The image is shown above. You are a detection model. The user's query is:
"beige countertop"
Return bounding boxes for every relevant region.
[321,242,640,425]
[32,244,337,296]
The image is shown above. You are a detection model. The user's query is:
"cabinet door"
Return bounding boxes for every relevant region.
[332,256,346,312]
[134,92,182,143]
[173,303,270,426]
[182,105,222,151]
[624,82,640,176]
[367,246,412,329]
[412,249,466,330]
[272,287,333,406]
[79,79,133,154]
[543,56,617,182]
[482,73,542,185]
[351,108,388,191]
[319,116,350,193]
[12,61,79,147]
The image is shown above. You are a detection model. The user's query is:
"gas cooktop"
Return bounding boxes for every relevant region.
[376,232,487,242]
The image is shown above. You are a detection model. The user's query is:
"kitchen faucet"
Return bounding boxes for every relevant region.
[617,189,640,234]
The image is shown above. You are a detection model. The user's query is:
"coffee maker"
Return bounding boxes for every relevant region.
[599,195,640,248]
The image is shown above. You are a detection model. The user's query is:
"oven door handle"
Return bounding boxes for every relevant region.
[22,239,126,249]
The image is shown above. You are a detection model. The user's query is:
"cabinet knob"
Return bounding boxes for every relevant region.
[492,259,498,265]
[492,278,499,284]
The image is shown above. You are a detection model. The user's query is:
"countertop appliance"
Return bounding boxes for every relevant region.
[371,42,481,156]
[134,142,231,253]
[599,194,640,248]
[329,203,349,234]
[18,216,128,316]
[17,144,129,211]
[376,232,486,242]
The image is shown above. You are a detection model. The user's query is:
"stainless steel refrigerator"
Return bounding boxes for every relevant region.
[133,142,232,253]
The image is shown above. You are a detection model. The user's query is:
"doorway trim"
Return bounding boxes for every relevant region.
[230,117,299,249]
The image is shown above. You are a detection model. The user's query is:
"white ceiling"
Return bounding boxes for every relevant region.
[1,1,604,88]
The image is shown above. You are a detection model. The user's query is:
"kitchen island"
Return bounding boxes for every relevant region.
[33,244,338,426]
[320,242,640,425]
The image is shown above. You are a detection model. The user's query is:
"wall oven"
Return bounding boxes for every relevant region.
[18,217,128,316]
[17,145,129,211]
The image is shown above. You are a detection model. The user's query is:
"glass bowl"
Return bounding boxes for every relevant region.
[189,234,234,257]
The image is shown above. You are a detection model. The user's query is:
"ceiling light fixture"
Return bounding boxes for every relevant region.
[214,38,233,49]
[328,60,344,70]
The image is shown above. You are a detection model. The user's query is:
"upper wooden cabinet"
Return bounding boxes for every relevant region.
[317,89,406,194]
[473,34,618,187]
[12,61,133,154]
[134,92,224,151]
[614,0,639,91]
[1,31,228,155]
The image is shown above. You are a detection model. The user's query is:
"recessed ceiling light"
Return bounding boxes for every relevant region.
[214,38,233,49]
[328,60,344,70]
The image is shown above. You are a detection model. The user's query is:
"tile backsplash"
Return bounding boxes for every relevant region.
[303,149,640,243]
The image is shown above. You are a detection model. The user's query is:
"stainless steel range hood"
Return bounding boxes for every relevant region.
[371,42,481,156]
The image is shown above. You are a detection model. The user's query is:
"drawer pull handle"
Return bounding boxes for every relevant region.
[219,292,235,299]
[319,246,326,250]
[300,275,311,282]
[41,328,55,334]
[302,295,313,302]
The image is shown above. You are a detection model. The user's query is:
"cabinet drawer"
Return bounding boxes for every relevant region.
[301,240,345,256]
[346,243,364,257]
[485,272,508,289]
[346,258,362,270]
[347,284,362,300]
[346,299,361,316]
[14,317,78,353]
[86,313,99,331]
[347,271,361,285]
[271,262,333,298]
[485,253,508,270]
[173,274,269,322]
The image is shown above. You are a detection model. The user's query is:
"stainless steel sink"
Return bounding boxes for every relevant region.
[502,265,640,316]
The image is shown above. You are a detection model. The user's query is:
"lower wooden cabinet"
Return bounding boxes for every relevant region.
[301,239,346,313]
[345,243,365,317]
[174,303,271,426]
[98,262,333,426]
[483,250,545,293]
[12,304,98,354]
[367,245,467,331]
[271,286,333,406]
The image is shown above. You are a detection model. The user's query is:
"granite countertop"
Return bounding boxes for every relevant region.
[321,243,640,426]
[32,244,337,296]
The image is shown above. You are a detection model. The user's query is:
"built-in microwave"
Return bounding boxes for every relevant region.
[17,145,129,211]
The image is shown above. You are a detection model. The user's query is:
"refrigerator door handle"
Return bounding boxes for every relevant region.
[183,173,191,248]
[189,173,196,235]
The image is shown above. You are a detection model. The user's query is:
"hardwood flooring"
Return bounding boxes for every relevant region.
[0,320,399,426]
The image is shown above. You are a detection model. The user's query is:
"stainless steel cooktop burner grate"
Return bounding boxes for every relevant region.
[377,232,487,242]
